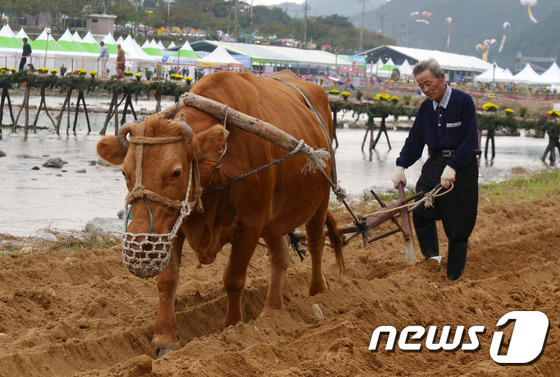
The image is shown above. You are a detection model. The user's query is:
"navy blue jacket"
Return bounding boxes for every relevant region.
[396,88,478,170]
[23,42,32,57]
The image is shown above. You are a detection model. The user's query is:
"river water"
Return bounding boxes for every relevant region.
[0,106,554,237]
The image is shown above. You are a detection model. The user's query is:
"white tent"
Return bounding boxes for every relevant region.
[398,59,414,77]
[0,24,16,38]
[474,64,515,84]
[166,41,176,49]
[376,58,396,78]
[16,28,30,40]
[198,44,242,68]
[539,62,560,85]
[102,33,118,46]
[513,63,541,84]
[122,34,158,62]
[72,31,82,42]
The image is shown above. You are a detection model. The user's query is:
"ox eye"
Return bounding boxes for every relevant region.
[171,169,182,180]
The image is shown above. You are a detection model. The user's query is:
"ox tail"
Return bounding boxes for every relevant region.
[325,210,345,273]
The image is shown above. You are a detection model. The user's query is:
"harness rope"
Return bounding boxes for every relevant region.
[373,183,454,215]
[121,123,197,278]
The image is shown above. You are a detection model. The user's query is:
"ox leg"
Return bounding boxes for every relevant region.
[262,235,290,312]
[222,231,259,327]
[151,234,184,354]
[306,207,328,296]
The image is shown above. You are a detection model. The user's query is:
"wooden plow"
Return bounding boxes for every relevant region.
[158,91,441,264]
[291,183,428,264]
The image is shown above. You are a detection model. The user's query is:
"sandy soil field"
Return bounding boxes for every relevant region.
[0,185,558,377]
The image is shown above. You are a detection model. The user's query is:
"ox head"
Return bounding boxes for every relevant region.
[97,115,228,277]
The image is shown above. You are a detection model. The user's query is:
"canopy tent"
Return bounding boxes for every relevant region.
[512,63,542,84]
[72,31,82,42]
[30,28,68,54]
[166,41,176,50]
[171,40,200,59]
[121,34,158,62]
[57,29,92,55]
[0,24,21,51]
[142,38,163,57]
[101,33,118,55]
[539,62,560,85]
[16,28,30,40]
[375,58,397,78]
[474,64,515,84]
[197,44,242,68]
[398,59,414,77]
[80,31,101,54]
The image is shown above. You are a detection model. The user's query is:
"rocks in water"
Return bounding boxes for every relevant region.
[42,157,66,168]
[35,229,58,242]
[75,169,86,173]
[85,217,124,237]
[0,150,6,157]
[31,166,40,170]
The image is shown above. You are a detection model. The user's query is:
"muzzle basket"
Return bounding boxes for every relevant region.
[121,232,174,278]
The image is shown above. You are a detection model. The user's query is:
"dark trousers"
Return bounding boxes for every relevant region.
[413,153,478,243]
[19,57,33,71]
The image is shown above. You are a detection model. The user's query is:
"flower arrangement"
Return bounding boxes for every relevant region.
[73,69,87,76]
[50,68,58,76]
[37,67,49,74]
[184,76,193,84]
[482,102,499,112]
[328,89,340,95]
[170,73,184,81]
[375,93,391,102]
[356,91,363,100]
[145,70,153,80]
[89,70,97,78]
[341,91,350,100]
[0,68,7,75]
[545,110,560,118]
[519,107,528,117]
[390,96,400,104]
[135,73,142,81]
[505,108,514,116]
[124,71,134,77]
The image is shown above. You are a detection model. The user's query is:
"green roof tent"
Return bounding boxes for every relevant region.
[0,24,22,51]
[57,29,92,55]
[171,40,200,59]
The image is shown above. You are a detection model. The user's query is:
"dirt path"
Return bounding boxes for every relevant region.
[0,191,559,377]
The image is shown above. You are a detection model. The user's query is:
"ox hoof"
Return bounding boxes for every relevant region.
[155,345,180,358]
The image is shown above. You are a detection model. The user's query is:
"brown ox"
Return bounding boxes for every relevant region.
[96,70,343,356]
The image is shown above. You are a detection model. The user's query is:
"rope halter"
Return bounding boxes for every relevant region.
[120,121,200,278]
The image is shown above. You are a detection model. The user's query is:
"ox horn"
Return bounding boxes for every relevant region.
[117,126,130,151]
[179,121,193,143]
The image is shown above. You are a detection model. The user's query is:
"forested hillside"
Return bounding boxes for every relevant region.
[352,0,560,72]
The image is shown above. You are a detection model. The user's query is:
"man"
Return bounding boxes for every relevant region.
[19,38,33,71]
[116,44,125,79]
[98,41,109,77]
[391,58,479,281]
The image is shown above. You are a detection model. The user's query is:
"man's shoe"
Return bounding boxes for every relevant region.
[447,241,468,281]
[415,222,439,260]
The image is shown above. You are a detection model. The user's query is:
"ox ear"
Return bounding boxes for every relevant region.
[192,125,229,160]
[97,136,127,165]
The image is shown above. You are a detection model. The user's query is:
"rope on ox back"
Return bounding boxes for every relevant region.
[121,121,199,278]
[163,91,367,244]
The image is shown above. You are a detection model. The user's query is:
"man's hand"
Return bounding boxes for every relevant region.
[391,166,406,189]
[441,165,456,188]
